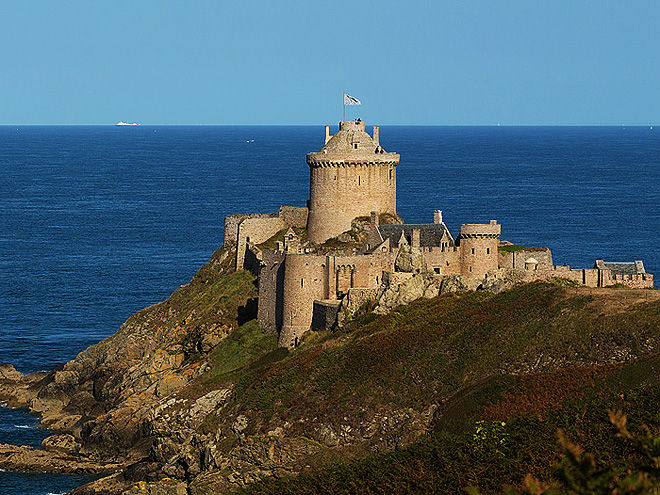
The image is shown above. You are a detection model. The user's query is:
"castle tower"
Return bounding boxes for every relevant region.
[457,221,501,279]
[306,121,400,244]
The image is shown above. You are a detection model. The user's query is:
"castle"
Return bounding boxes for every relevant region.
[224,121,654,349]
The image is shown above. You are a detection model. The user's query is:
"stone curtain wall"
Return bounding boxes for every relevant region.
[236,216,286,270]
[257,250,286,333]
[279,206,308,228]
[499,248,554,270]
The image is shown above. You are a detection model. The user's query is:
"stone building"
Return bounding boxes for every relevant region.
[225,121,655,349]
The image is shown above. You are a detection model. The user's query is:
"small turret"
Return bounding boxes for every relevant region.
[458,221,501,278]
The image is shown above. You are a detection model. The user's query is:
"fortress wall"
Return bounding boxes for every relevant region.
[279,254,327,348]
[494,266,654,289]
[236,216,286,270]
[605,272,654,289]
[307,162,397,243]
[311,300,342,332]
[257,250,286,334]
[422,247,461,276]
[224,214,249,247]
[331,252,396,294]
[499,248,554,270]
[279,206,309,228]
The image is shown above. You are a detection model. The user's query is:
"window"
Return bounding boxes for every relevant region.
[471,248,475,255]
[389,169,393,180]
[487,248,490,254]
[434,268,440,274]
[469,266,472,273]
[301,279,304,288]
[353,143,358,149]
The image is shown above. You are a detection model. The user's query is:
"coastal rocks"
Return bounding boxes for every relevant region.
[231,414,249,441]
[0,363,22,381]
[373,273,440,314]
[438,274,470,294]
[227,436,320,487]
[42,433,80,454]
[122,479,189,495]
[335,288,379,326]
[394,243,427,274]
[0,443,121,474]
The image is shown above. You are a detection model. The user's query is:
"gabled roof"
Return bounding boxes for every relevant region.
[378,223,455,248]
[600,261,645,275]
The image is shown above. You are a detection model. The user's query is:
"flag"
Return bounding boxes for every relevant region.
[344,93,361,106]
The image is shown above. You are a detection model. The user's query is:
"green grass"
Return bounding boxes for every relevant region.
[205,320,280,384]
[498,244,533,254]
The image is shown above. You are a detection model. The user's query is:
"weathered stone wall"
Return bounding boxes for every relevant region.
[257,250,286,334]
[422,246,461,276]
[311,300,342,331]
[279,206,308,228]
[330,252,396,295]
[236,216,286,270]
[493,266,654,289]
[604,272,654,288]
[307,162,397,243]
[279,254,327,348]
[224,214,249,247]
[499,248,553,270]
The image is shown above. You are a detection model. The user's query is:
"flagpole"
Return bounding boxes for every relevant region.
[342,93,345,121]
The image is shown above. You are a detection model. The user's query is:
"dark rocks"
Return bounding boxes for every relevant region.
[41,433,80,454]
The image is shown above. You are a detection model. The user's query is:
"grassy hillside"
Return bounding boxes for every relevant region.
[177,281,660,494]
[209,282,660,494]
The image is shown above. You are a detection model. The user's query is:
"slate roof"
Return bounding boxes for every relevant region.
[602,262,645,275]
[378,223,455,248]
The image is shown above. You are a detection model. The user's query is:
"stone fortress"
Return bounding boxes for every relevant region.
[224,120,654,349]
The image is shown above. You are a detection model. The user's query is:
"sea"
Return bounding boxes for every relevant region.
[0,125,659,494]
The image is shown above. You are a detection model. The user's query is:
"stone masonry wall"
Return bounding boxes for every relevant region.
[279,206,308,228]
[307,161,397,243]
[236,216,286,270]
[422,246,461,276]
[279,254,327,348]
[499,248,553,270]
[257,250,286,334]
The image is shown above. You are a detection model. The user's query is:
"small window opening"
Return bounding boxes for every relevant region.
[358,176,361,185]
[301,278,304,288]
[487,248,490,254]
[434,268,440,274]
[471,248,475,255]
[469,266,472,272]
[353,143,358,149]
[389,169,393,180]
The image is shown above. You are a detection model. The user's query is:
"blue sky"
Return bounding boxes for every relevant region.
[0,1,658,125]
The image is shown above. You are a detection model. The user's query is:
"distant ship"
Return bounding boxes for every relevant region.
[116,121,140,126]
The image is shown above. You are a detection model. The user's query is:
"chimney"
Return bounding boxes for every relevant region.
[490,220,497,225]
[434,210,443,224]
[373,126,379,147]
[370,211,379,228]
[412,228,421,248]
[325,125,330,144]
